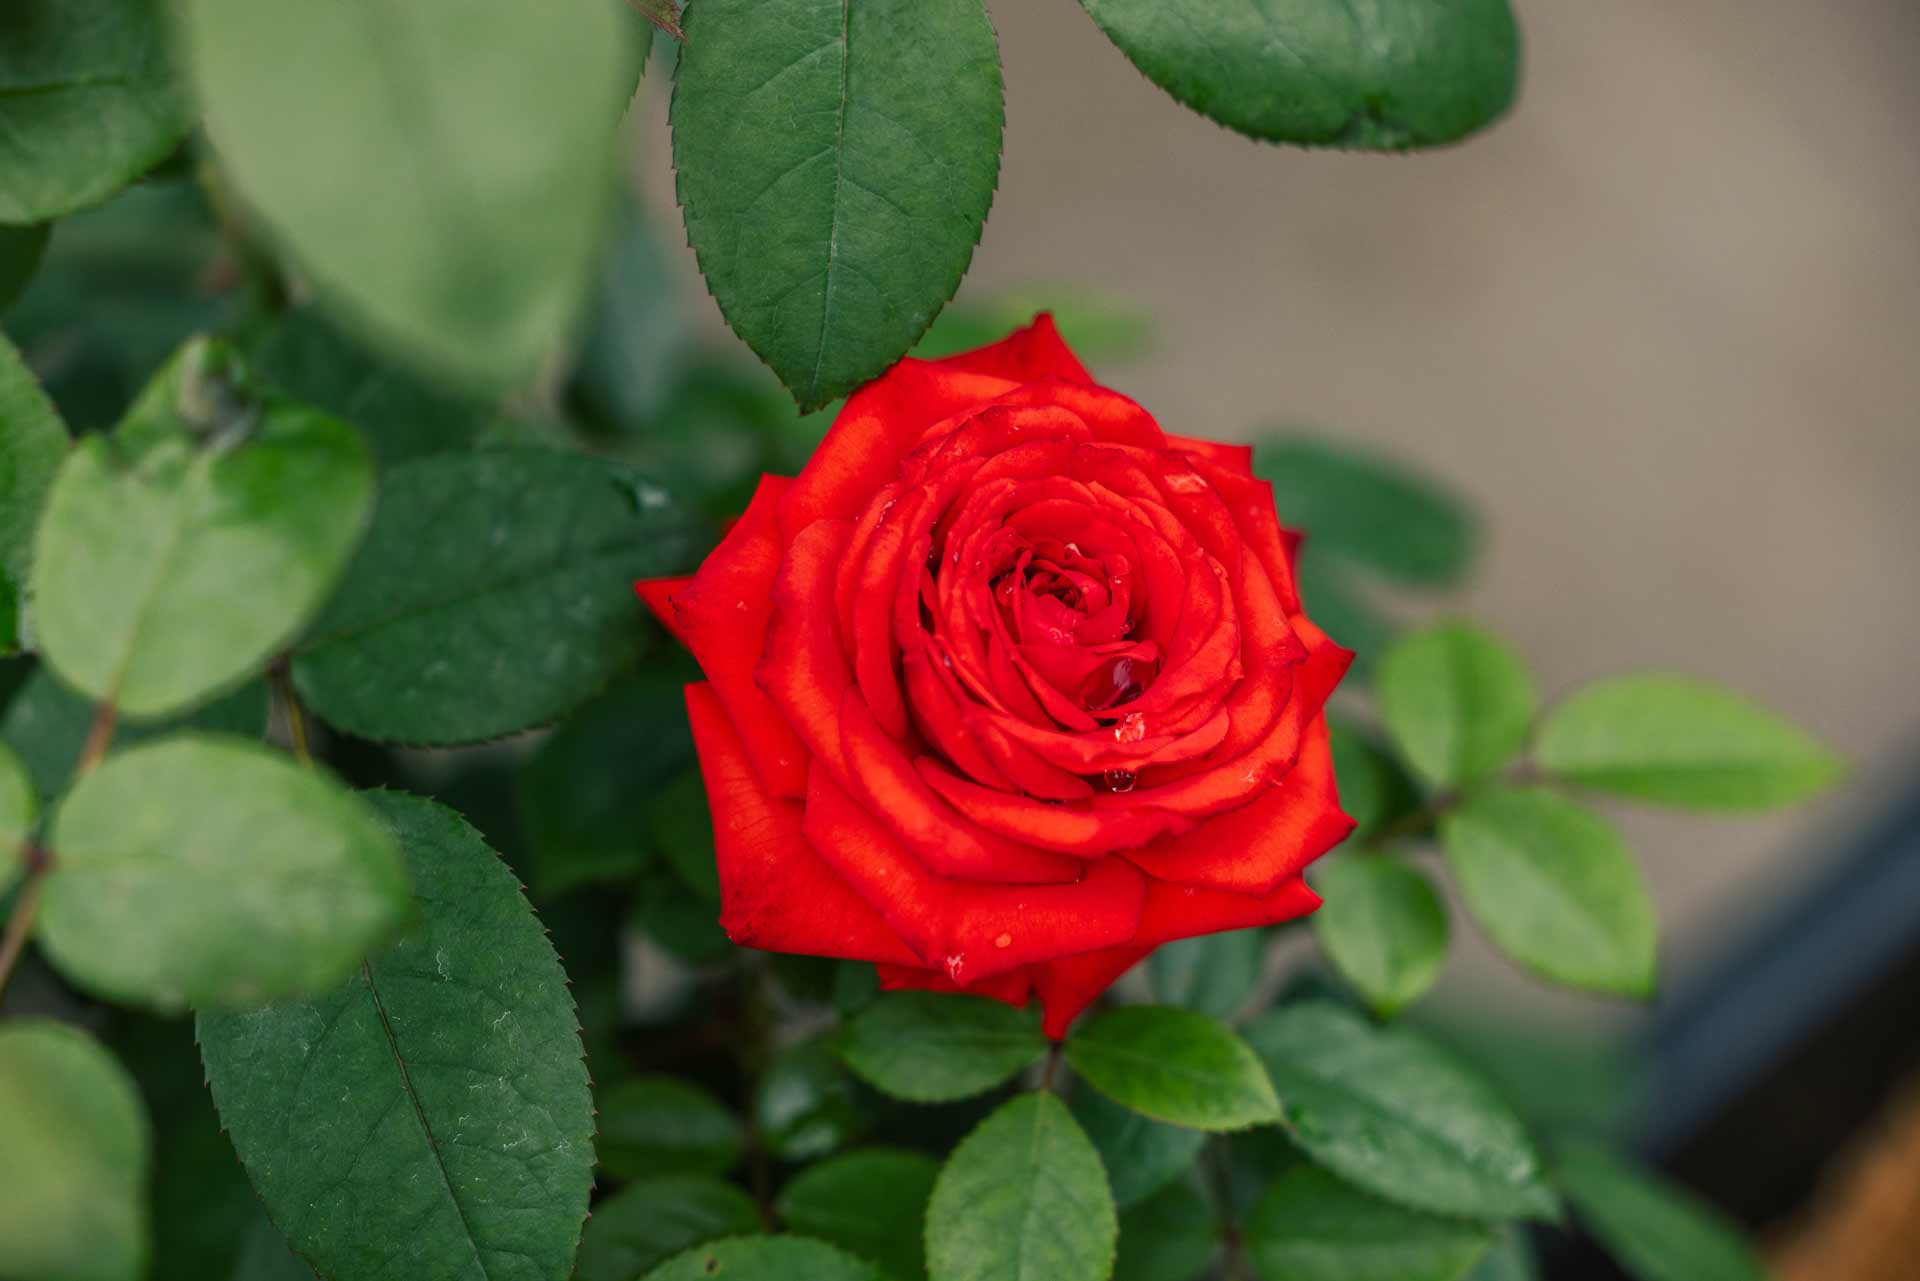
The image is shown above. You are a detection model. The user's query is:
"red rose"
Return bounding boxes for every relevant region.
[637,317,1354,1036]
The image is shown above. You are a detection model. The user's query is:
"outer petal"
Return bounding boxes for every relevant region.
[1132,875,1322,948]
[1123,715,1356,896]
[686,682,918,965]
[875,962,1035,1007]
[779,361,1019,540]
[1031,947,1152,1039]
[653,475,808,797]
[634,575,694,646]
[801,764,1147,983]
[935,312,1094,384]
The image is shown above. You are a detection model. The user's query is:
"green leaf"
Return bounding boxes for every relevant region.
[1242,1002,1558,1222]
[1327,719,1421,841]
[0,223,50,311]
[926,1092,1116,1281]
[38,734,409,1011]
[839,991,1047,1104]
[649,766,721,901]
[1467,1233,1541,1281]
[572,198,692,432]
[1309,854,1450,1016]
[914,289,1153,366]
[0,740,32,897]
[245,310,487,464]
[1147,928,1265,1019]
[181,0,632,390]
[1552,1142,1765,1281]
[757,1034,866,1162]
[521,670,694,900]
[0,333,67,650]
[1246,1164,1494,1281]
[0,0,192,223]
[597,1074,743,1180]
[291,449,704,744]
[1441,787,1657,998]
[1256,436,1479,585]
[1070,1084,1207,1210]
[0,666,267,798]
[1076,0,1520,151]
[1113,1180,1217,1281]
[196,792,596,1281]
[631,869,734,965]
[31,343,375,718]
[1535,674,1843,811]
[0,1020,151,1281]
[1295,554,1395,683]
[1376,622,1536,792]
[1067,1006,1280,1131]
[644,1238,885,1281]
[776,1148,939,1281]
[230,1214,317,1281]
[578,1176,761,1281]
[670,0,1004,411]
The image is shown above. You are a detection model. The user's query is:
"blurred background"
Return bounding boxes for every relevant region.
[649,2,1920,1273]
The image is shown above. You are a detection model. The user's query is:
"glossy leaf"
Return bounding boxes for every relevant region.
[1066,1005,1280,1131]
[644,1238,885,1281]
[1070,1084,1208,1210]
[1077,0,1520,151]
[577,1176,760,1281]
[671,0,1004,410]
[1553,1142,1766,1281]
[1310,854,1450,1016]
[1256,436,1478,585]
[1467,1234,1541,1281]
[1113,1180,1217,1281]
[1243,1002,1559,1222]
[197,792,596,1281]
[292,449,704,744]
[182,0,632,390]
[1147,928,1265,1019]
[1536,674,1843,811]
[776,1148,939,1281]
[597,1075,743,1180]
[839,991,1048,1104]
[0,740,32,898]
[39,735,409,1011]
[0,0,192,222]
[757,1034,866,1162]
[1327,720,1422,841]
[246,311,486,464]
[0,224,50,310]
[1441,787,1657,998]
[31,344,375,718]
[0,333,67,651]
[520,670,693,900]
[1246,1164,1494,1281]
[1376,622,1536,792]
[0,666,267,798]
[926,1092,1116,1281]
[0,1020,151,1281]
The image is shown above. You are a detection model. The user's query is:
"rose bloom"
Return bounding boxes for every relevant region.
[637,317,1353,1036]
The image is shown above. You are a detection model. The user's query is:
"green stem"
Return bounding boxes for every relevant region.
[0,844,52,1003]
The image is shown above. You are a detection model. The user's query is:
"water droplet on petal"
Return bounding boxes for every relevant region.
[994,932,1013,949]
[1114,711,1147,744]
[945,953,966,981]
[1103,768,1137,793]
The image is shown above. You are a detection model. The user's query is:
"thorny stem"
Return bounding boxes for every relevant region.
[0,845,53,1003]
[271,661,312,764]
[75,700,117,778]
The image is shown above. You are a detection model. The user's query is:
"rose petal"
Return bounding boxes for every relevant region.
[916,756,1194,857]
[875,962,1035,1006]
[634,575,694,645]
[1124,715,1355,896]
[801,764,1147,983]
[659,475,808,798]
[1131,874,1323,949]
[935,312,1094,384]
[686,681,918,965]
[1031,947,1152,1039]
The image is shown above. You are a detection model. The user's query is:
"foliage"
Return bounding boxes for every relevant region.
[0,3,1839,1281]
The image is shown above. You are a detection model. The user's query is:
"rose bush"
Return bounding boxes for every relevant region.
[639,316,1355,1035]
